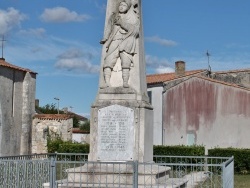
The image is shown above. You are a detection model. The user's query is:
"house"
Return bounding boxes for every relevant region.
[147,61,250,151]
[0,58,36,156]
[147,61,206,145]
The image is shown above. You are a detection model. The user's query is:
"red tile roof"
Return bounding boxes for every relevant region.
[0,58,37,74]
[72,128,89,134]
[33,114,73,120]
[147,70,205,84]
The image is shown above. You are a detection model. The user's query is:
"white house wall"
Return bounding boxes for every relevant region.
[147,86,163,145]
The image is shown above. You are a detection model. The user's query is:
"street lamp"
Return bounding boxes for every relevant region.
[54,97,60,114]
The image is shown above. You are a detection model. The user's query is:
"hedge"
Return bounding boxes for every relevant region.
[47,140,250,174]
[208,148,250,174]
[48,141,205,157]
[153,145,205,156]
[57,143,89,154]
[47,139,89,154]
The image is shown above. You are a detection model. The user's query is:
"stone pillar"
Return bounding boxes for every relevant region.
[89,0,153,163]
[0,98,2,156]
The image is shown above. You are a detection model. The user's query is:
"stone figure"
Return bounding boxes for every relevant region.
[100,0,140,88]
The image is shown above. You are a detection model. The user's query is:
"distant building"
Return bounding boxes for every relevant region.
[32,114,73,154]
[0,58,36,156]
[147,62,250,151]
[72,128,90,144]
[33,102,89,153]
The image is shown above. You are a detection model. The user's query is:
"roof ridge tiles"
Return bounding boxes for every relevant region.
[34,114,74,120]
[147,69,206,84]
[0,59,37,74]
[192,75,250,91]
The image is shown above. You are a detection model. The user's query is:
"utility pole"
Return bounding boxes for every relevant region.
[206,50,212,77]
[206,50,211,71]
[54,97,60,114]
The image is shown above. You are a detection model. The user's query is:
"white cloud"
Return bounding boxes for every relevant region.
[40,7,90,23]
[146,54,170,68]
[57,48,93,60]
[0,7,27,35]
[19,28,46,38]
[146,36,178,47]
[55,58,100,74]
[5,33,100,73]
[55,48,99,74]
[155,66,175,74]
[146,54,175,74]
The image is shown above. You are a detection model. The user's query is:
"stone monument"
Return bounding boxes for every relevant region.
[88,0,153,163]
[45,1,187,187]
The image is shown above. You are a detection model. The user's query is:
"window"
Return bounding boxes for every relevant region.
[147,91,152,104]
[187,133,195,146]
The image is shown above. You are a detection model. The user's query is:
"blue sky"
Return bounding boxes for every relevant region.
[1,0,250,117]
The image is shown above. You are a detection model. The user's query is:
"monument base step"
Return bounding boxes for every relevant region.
[44,178,187,188]
[43,164,189,188]
[65,163,170,185]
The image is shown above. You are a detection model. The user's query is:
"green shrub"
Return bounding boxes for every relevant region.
[153,145,205,156]
[57,143,89,153]
[47,139,89,154]
[208,148,250,174]
[47,137,64,153]
[80,120,90,132]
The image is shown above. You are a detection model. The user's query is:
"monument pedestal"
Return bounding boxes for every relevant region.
[88,87,153,163]
[47,164,188,188]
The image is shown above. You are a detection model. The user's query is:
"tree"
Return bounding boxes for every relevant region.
[37,103,60,114]
[80,120,90,132]
[73,116,80,128]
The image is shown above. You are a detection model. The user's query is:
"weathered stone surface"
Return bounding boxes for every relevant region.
[65,164,171,185]
[32,116,73,154]
[212,70,250,88]
[0,59,36,156]
[97,105,134,161]
[98,0,148,98]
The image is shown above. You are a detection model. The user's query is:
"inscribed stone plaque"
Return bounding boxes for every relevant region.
[97,105,134,161]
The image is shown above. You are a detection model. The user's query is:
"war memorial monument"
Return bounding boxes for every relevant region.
[89,0,153,163]
[46,0,187,187]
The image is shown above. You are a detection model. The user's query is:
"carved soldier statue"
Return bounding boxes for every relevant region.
[100,0,140,88]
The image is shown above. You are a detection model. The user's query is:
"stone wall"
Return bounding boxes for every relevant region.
[211,70,250,88]
[32,114,73,154]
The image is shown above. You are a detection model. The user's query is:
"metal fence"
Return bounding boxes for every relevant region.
[0,153,234,188]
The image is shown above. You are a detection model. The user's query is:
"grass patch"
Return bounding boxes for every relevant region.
[235,175,250,188]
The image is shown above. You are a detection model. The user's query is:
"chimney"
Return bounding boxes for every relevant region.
[175,61,185,76]
[35,99,39,108]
